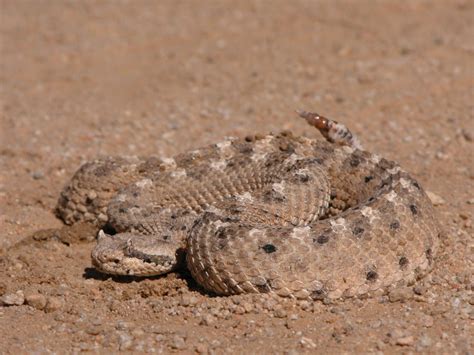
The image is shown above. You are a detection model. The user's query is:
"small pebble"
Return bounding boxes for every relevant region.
[242,302,254,313]
[195,343,209,354]
[131,328,145,337]
[413,284,427,295]
[25,293,47,310]
[299,337,316,349]
[86,190,97,200]
[435,152,448,160]
[179,294,198,307]
[263,298,277,311]
[389,328,405,340]
[299,300,311,311]
[170,335,186,349]
[86,326,102,336]
[116,320,134,330]
[396,335,415,346]
[429,305,450,316]
[461,129,473,142]
[418,334,432,348]
[200,314,215,326]
[233,306,245,315]
[274,306,287,318]
[31,171,44,180]
[118,333,133,350]
[179,294,192,307]
[1,290,25,306]
[420,314,434,328]
[289,314,299,321]
[426,191,446,206]
[389,287,414,303]
[44,297,63,313]
[370,320,382,329]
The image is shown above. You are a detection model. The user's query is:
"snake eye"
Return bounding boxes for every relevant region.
[162,235,170,240]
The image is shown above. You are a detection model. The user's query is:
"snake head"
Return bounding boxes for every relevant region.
[91,230,185,276]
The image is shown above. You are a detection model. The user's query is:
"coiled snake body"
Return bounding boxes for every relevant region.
[57,112,439,300]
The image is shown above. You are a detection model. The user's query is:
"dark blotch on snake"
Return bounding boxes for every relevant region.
[262,244,277,253]
[316,235,330,244]
[350,158,360,167]
[366,270,378,282]
[310,288,327,301]
[297,174,310,183]
[389,221,400,230]
[216,227,228,239]
[399,256,409,269]
[364,175,374,183]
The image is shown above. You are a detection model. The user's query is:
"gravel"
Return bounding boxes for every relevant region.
[1,291,25,306]
[388,287,414,303]
[25,293,47,310]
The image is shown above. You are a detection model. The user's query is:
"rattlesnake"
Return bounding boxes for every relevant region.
[57,112,439,300]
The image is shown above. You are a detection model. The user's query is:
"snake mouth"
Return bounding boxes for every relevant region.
[125,247,175,266]
[91,253,177,277]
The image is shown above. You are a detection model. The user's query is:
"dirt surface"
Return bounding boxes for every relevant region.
[1,1,473,353]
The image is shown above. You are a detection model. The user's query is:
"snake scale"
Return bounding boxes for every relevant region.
[57,112,440,300]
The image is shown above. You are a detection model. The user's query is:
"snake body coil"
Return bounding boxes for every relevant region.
[57,112,439,300]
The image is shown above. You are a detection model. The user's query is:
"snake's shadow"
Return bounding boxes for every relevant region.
[82,267,209,295]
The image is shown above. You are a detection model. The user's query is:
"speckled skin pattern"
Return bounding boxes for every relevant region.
[57,115,440,300]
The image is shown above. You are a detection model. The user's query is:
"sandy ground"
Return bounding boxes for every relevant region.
[1,1,473,353]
